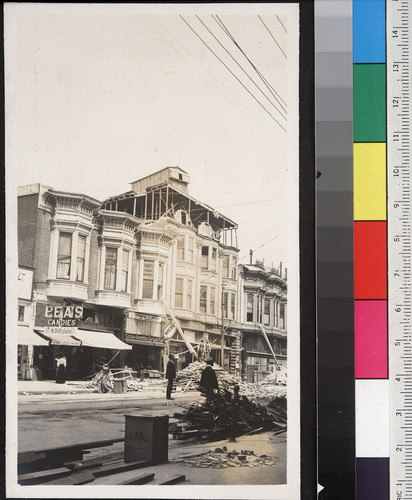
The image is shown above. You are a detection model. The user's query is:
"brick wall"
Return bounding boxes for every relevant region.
[33,209,52,284]
[18,195,38,268]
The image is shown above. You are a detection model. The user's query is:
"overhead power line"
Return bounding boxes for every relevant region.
[276,15,287,33]
[195,15,287,122]
[179,15,287,133]
[213,15,287,112]
[258,15,287,59]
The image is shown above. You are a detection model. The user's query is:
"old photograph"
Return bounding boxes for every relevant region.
[6,3,300,499]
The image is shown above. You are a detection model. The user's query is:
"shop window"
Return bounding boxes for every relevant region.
[246,294,254,322]
[137,319,152,335]
[199,285,207,313]
[264,299,270,325]
[210,287,216,315]
[177,237,185,261]
[175,278,183,308]
[223,255,229,277]
[76,234,87,282]
[121,249,129,292]
[104,248,117,290]
[201,246,209,269]
[56,232,72,279]
[187,279,193,310]
[157,263,164,299]
[18,305,25,322]
[142,261,154,299]
[279,303,285,329]
[231,292,236,319]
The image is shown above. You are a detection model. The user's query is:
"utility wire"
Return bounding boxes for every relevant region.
[148,17,284,141]
[213,15,287,112]
[276,15,287,33]
[258,15,287,59]
[195,15,287,121]
[180,15,287,133]
[239,233,282,261]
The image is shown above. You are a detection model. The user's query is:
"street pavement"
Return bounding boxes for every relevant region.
[16,379,287,485]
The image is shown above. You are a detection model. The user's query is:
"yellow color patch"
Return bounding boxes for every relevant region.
[354,143,386,220]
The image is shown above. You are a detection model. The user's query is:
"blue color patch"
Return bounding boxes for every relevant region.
[353,0,386,63]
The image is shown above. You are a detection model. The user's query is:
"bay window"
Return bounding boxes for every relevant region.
[223,255,229,277]
[104,248,117,290]
[264,299,270,325]
[210,287,216,315]
[177,237,185,261]
[246,293,254,322]
[175,278,183,308]
[157,263,164,299]
[279,303,285,329]
[121,249,129,292]
[199,285,207,313]
[187,279,193,309]
[56,232,72,279]
[201,246,209,269]
[76,234,87,282]
[142,261,154,299]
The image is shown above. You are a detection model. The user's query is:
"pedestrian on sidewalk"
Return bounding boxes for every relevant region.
[55,354,67,384]
[199,357,218,397]
[100,364,113,393]
[166,354,176,400]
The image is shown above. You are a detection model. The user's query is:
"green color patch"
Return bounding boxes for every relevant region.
[353,64,386,142]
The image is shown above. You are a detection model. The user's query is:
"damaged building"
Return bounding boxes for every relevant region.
[17,167,244,379]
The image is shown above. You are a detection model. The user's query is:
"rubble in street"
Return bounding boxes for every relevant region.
[176,361,248,393]
[170,389,287,442]
[172,447,277,469]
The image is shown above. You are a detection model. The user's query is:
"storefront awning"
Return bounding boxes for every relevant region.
[74,330,132,350]
[18,325,49,346]
[41,332,82,346]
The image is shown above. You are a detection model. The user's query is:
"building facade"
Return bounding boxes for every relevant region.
[239,261,287,383]
[17,167,244,379]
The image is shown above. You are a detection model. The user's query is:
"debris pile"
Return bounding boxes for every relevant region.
[170,389,287,442]
[261,366,287,385]
[247,384,287,401]
[172,447,277,469]
[176,361,248,393]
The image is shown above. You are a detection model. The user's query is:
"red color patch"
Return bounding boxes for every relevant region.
[354,221,387,299]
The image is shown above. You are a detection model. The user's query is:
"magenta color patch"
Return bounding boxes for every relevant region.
[355,300,387,378]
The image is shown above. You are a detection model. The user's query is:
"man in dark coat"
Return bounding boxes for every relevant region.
[199,357,219,396]
[165,354,176,400]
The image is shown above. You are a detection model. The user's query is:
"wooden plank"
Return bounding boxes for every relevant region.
[93,460,150,478]
[43,470,96,485]
[118,473,155,485]
[18,467,71,485]
[158,474,186,485]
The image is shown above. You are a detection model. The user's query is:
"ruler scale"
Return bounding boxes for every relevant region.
[388,0,412,498]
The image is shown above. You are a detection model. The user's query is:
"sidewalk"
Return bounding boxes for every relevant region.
[17,379,195,401]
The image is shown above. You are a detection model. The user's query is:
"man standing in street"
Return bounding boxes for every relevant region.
[166,354,176,400]
[199,357,219,397]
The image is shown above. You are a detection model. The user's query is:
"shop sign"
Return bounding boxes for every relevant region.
[125,333,165,345]
[36,303,83,327]
[126,311,160,322]
[44,326,79,336]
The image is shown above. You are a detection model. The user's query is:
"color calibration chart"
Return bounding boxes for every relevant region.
[317,0,411,498]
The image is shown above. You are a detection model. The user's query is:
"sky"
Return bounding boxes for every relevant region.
[8,3,299,271]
